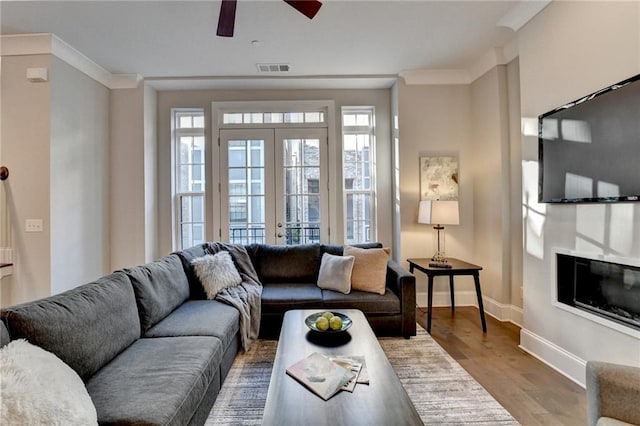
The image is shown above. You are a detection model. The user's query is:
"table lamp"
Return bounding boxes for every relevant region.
[418,200,459,267]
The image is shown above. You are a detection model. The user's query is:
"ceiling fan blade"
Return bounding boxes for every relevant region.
[217,0,237,37]
[284,0,322,19]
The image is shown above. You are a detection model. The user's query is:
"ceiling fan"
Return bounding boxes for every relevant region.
[217,0,323,37]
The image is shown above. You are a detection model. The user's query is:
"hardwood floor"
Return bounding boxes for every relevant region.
[417,306,586,426]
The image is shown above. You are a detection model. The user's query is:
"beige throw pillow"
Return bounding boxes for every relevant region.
[191,251,242,299]
[317,253,355,295]
[344,245,390,295]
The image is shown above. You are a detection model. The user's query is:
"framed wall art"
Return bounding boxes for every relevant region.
[419,156,459,201]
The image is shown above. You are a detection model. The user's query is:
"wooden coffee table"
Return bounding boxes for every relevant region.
[262,309,423,426]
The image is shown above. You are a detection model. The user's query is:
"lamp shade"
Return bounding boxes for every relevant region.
[418,200,460,225]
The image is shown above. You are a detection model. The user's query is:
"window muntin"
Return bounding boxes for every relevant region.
[173,109,205,250]
[222,111,326,125]
[227,139,267,245]
[342,107,376,244]
[283,138,321,245]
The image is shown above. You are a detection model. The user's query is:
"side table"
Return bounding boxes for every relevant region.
[407,258,487,334]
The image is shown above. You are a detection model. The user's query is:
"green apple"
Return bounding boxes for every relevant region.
[322,311,334,320]
[329,316,343,331]
[315,316,329,331]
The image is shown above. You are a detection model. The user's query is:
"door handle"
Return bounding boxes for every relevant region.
[277,222,283,228]
[277,233,283,238]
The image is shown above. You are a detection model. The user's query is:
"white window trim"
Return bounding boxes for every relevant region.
[212,100,339,243]
[172,108,205,250]
[341,106,377,244]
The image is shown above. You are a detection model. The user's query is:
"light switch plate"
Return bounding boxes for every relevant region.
[25,219,43,232]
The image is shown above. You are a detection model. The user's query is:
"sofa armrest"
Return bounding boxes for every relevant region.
[386,260,416,337]
[586,361,640,426]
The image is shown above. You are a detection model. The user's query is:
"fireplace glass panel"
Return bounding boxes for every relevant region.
[557,254,640,330]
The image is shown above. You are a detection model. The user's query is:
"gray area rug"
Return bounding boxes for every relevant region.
[207,326,520,425]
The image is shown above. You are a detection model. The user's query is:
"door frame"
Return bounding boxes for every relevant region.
[212,100,339,244]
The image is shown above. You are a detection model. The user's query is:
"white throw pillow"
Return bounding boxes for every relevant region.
[192,251,243,299]
[317,252,356,295]
[0,339,98,426]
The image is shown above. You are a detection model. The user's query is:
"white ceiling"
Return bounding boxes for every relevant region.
[0,0,540,89]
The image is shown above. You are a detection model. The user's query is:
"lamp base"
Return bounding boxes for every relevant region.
[430,250,451,268]
[429,261,452,268]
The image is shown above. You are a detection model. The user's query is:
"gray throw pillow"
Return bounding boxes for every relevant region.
[316,253,355,295]
[191,252,242,299]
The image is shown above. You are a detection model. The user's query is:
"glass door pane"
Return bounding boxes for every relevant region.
[276,128,328,245]
[219,128,327,246]
[220,129,275,244]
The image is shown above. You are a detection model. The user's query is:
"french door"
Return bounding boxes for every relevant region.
[219,127,328,245]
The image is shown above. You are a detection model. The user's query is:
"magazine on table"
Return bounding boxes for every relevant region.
[286,352,355,400]
[329,356,367,391]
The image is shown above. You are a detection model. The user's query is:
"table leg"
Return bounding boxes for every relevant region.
[449,275,455,313]
[473,273,487,333]
[427,275,434,333]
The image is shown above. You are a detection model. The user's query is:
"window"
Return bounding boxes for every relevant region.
[173,109,205,249]
[222,111,326,125]
[342,107,376,244]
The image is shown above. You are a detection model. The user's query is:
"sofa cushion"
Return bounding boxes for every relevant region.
[261,283,323,313]
[145,300,240,350]
[124,254,190,332]
[173,244,209,299]
[0,272,140,380]
[344,245,390,295]
[86,336,223,426]
[0,339,98,425]
[192,252,242,299]
[321,288,400,314]
[246,243,322,284]
[317,253,355,295]
[321,243,383,256]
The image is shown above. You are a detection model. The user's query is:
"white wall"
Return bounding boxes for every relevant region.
[507,59,523,309]
[397,81,478,303]
[1,54,53,306]
[109,86,146,270]
[397,63,523,321]
[470,66,511,304]
[109,83,158,271]
[50,57,109,294]
[144,84,158,262]
[518,1,640,385]
[155,88,392,256]
[0,53,110,306]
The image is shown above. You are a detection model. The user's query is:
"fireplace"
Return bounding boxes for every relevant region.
[557,253,640,331]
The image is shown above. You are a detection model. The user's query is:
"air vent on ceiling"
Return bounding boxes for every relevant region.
[256,63,291,73]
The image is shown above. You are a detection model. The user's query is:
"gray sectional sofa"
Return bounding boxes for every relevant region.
[1,242,416,425]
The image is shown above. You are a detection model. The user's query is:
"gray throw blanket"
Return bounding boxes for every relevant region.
[206,242,262,352]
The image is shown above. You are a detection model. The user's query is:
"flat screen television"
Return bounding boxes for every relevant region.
[538,73,640,203]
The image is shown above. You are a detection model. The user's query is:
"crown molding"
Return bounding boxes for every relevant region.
[50,34,112,87]
[0,33,52,56]
[497,0,552,31]
[468,47,507,82]
[109,73,143,89]
[401,44,517,86]
[401,0,538,87]
[0,33,141,89]
[399,69,471,85]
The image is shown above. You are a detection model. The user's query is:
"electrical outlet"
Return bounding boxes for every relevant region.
[25,219,43,232]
